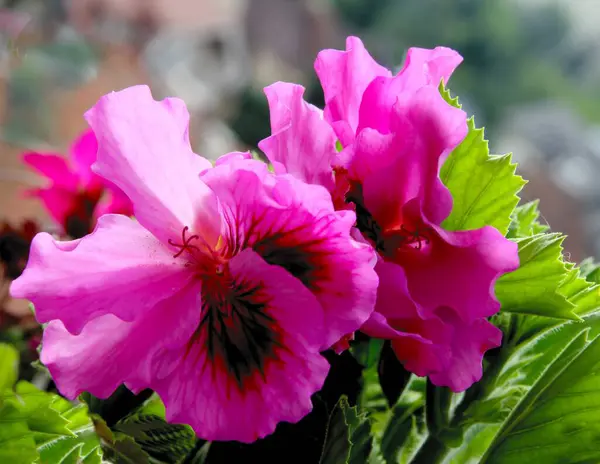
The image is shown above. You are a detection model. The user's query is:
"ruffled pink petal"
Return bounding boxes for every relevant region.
[360,261,435,371]
[159,96,214,173]
[214,151,252,167]
[69,128,103,193]
[315,36,391,146]
[151,249,329,442]
[397,216,520,322]
[364,261,498,390]
[423,308,502,392]
[22,152,79,191]
[84,85,220,247]
[202,161,378,349]
[10,214,193,334]
[40,282,200,399]
[354,86,467,226]
[358,47,462,135]
[259,82,337,193]
[401,47,462,89]
[25,187,77,229]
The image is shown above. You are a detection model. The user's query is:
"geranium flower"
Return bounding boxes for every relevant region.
[259,37,519,391]
[11,85,378,442]
[23,129,133,238]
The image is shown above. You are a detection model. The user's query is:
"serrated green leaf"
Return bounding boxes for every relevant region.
[496,234,579,320]
[320,396,373,464]
[506,200,549,239]
[113,394,196,463]
[352,339,388,434]
[481,330,600,463]
[102,432,152,464]
[580,258,600,284]
[439,85,525,235]
[114,413,196,464]
[39,393,103,464]
[0,382,102,464]
[11,382,72,439]
[0,343,19,391]
[378,376,426,464]
[0,400,39,464]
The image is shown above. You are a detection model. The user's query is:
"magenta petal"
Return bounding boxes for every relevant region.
[358,46,462,136]
[84,85,221,247]
[402,46,463,88]
[362,261,442,375]
[10,214,193,334]
[69,128,103,193]
[214,151,252,167]
[425,309,502,392]
[22,152,79,191]
[202,163,378,349]
[354,86,467,226]
[93,182,134,219]
[40,282,200,399]
[259,82,337,192]
[152,249,329,442]
[26,187,77,229]
[401,223,520,321]
[315,36,391,146]
[159,96,213,173]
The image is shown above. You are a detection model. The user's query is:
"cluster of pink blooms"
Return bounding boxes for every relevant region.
[11,37,519,442]
[22,129,133,237]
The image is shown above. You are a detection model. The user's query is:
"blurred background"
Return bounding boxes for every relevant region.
[1,0,600,267]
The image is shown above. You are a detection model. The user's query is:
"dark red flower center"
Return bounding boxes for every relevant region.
[65,191,102,239]
[169,226,284,389]
[195,275,283,389]
[346,184,431,257]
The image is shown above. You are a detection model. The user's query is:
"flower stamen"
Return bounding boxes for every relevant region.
[168,226,201,258]
[396,224,432,250]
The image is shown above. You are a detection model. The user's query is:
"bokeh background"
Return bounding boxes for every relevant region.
[1,0,600,263]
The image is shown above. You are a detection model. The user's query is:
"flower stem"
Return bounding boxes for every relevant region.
[411,434,448,464]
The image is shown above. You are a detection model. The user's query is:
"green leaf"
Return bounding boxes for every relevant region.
[39,392,103,464]
[0,401,38,464]
[481,330,600,463]
[102,432,152,464]
[0,343,19,391]
[320,396,373,464]
[186,441,211,464]
[496,234,579,320]
[378,376,426,464]
[352,339,388,434]
[114,413,197,463]
[378,341,411,408]
[0,382,102,464]
[580,257,600,284]
[11,382,72,439]
[439,85,526,234]
[108,394,197,463]
[506,200,550,239]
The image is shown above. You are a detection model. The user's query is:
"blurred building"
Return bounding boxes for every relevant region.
[0,0,344,228]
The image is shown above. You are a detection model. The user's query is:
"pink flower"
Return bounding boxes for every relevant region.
[11,86,378,442]
[22,129,133,237]
[259,37,519,391]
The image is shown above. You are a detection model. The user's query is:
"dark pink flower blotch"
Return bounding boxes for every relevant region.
[22,129,133,237]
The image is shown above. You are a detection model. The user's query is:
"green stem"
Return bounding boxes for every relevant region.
[411,434,448,464]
